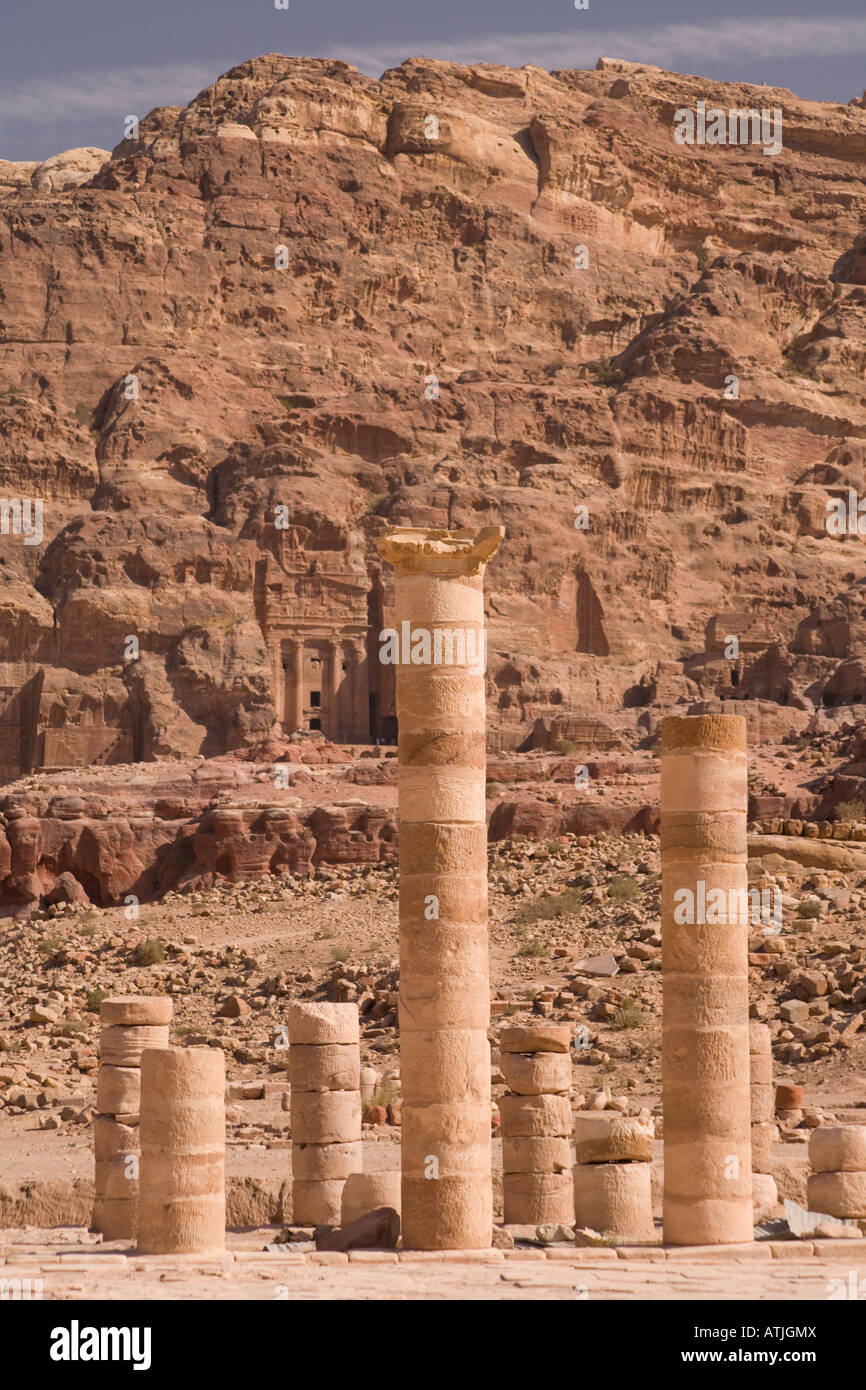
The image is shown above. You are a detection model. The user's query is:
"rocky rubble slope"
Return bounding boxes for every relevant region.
[4,709,866,910]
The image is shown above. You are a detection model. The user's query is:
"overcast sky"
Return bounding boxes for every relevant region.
[2,0,865,162]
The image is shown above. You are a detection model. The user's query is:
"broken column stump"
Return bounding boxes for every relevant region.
[572,1112,655,1242]
[749,1021,779,1218]
[92,995,172,1240]
[137,1046,226,1255]
[499,1023,573,1225]
[288,1002,361,1225]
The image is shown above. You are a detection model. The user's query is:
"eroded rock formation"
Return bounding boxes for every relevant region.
[1,53,865,786]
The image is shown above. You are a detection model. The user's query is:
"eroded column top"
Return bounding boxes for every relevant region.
[661,713,747,754]
[375,525,504,576]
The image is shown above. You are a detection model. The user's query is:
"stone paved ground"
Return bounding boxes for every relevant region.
[2,1229,864,1300]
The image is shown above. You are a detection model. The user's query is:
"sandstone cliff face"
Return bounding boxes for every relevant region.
[1,52,865,776]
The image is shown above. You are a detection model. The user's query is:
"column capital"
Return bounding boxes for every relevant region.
[375,525,504,576]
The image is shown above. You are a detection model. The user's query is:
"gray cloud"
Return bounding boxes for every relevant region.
[0,62,221,138]
[325,16,866,77]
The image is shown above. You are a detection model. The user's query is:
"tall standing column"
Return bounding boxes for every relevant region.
[661,713,753,1245]
[291,637,304,733]
[376,525,503,1250]
[347,641,364,742]
[327,640,342,741]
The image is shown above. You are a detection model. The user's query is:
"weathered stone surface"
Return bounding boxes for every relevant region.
[809,1126,866,1174]
[807,1170,866,1219]
[573,1161,655,1243]
[500,1051,571,1095]
[752,1173,779,1222]
[100,997,173,1027]
[776,1083,805,1111]
[499,1024,572,1054]
[341,1170,402,1226]
[661,714,753,1247]
[137,1047,226,1255]
[287,1003,359,1047]
[498,1093,572,1138]
[315,1205,400,1252]
[573,1113,654,1164]
[99,1024,170,1066]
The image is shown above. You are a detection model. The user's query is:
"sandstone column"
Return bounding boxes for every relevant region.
[342,1169,402,1227]
[137,1047,225,1255]
[290,637,304,732]
[92,995,172,1240]
[288,1002,361,1225]
[775,1081,804,1127]
[327,640,342,740]
[661,714,753,1245]
[572,1111,655,1242]
[749,1021,778,1217]
[500,1023,573,1225]
[807,1126,866,1222]
[348,641,365,742]
[376,525,503,1249]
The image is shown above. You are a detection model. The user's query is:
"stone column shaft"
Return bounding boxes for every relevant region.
[288,1003,361,1225]
[661,714,753,1245]
[376,525,503,1250]
[291,637,304,732]
[137,1047,225,1255]
[500,1024,573,1225]
[92,995,172,1241]
[327,640,342,740]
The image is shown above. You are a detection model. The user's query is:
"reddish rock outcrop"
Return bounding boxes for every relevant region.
[1,53,865,800]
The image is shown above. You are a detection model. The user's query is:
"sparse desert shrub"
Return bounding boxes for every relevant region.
[37,935,62,956]
[134,938,167,966]
[608,875,640,902]
[611,997,647,1030]
[590,357,625,387]
[553,738,577,754]
[797,899,822,919]
[835,799,865,824]
[368,1082,398,1108]
[59,1018,87,1036]
[517,937,546,958]
[86,988,109,1013]
[516,888,582,924]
